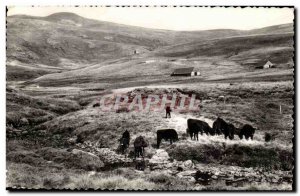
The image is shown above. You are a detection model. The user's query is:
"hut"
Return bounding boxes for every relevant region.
[263,61,274,69]
[171,67,200,76]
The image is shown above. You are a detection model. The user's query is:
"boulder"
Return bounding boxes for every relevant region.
[72,149,99,159]
[71,149,104,170]
[67,137,77,145]
[178,170,196,177]
[20,117,29,126]
[149,149,170,165]
[183,160,194,169]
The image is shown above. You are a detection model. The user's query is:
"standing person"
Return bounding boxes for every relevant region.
[166,105,172,118]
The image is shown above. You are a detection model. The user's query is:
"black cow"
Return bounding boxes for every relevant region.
[212,117,235,140]
[239,124,255,140]
[133,136,148,158]
[117,130,130,154]
[157,129,178,148]
[187,119,214,141]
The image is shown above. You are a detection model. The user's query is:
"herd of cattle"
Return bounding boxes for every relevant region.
[118,117,256,158]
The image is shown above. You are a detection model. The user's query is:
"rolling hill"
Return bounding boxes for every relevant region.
[29,32,293,88]
[156,33,294,65]
[6,12,294,84]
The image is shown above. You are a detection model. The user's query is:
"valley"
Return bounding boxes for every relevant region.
[6,12,294,190]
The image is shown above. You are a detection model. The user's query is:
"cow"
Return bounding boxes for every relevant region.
[117,130,130,154]
[117,137,128,154]
[212,117,235,140]
[133,136,148,158]
[239,124,255,140]
[157,129,178,148]
[187,119,214,141]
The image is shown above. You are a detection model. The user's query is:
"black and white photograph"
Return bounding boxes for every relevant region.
[5,6,295,191]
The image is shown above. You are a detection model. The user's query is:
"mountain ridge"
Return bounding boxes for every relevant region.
[9,12,293,33]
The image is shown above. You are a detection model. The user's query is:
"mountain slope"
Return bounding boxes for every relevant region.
[7,12,294,83]
[157,33,294,62]
[29,32,293,88]
[7,14,166,68]
[7,13,293,68]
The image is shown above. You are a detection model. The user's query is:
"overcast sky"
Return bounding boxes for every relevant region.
[7,6,294,31]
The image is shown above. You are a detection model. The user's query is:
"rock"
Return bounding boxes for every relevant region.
[67,137,77,145]
[20,117,29,126]
[183,160,194,169]
[149,149,170,165]
[212,175,218,180]
[88,171,96,177]
[72,149,99,158]
[166,162,174,168]
[272,176,280,183]
[177,170,196,179]
[152,165,164,170]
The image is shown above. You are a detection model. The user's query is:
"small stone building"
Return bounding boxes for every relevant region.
[263,61,274,69]
[171,67,200,76]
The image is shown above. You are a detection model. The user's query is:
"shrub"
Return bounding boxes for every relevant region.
[265,133,272,142]
[167,143,293,171]
[67,175,156,190]
[278,149,294,171]
[148,173,171,184]
[43,175,70,189]
[222,145,293,170]
[37,147,105,171]
[167,144,223,164]
[147,172,191,190]
[7,151,44,167]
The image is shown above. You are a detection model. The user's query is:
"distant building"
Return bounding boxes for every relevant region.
[263,61,274,69]
[171,67,200,76]
[134,50,139,54]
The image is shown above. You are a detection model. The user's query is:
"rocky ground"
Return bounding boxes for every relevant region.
[51,137,292,190]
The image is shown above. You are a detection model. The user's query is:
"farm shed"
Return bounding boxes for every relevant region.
[171,67,200,76]
[263,61,274,69]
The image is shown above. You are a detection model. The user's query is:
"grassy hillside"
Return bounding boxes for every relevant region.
[28,32,293,88]
[7,13,169,70]
[6,86,81,135]
[157,33,294,67]
[7,13,293,72]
